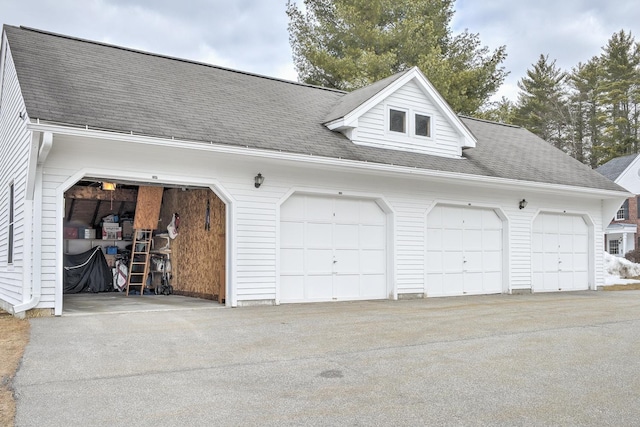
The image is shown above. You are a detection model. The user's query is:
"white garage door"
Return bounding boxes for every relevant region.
[426,205,503,296]
[533,213,589,292]
[280,194,387,303]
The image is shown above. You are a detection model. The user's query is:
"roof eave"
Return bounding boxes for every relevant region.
[28,122,627,199]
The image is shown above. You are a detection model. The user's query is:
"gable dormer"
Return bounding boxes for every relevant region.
[324,67,476,159]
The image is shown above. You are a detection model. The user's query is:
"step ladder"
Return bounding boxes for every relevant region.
[126,229,152,296]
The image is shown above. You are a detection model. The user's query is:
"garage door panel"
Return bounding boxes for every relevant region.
[281,221,304,247]
[306,223,333,248]
[426,205,503,296]
[281,248,304,274]
[335,249,359,273]
[426,228,443,248]
[426,273,444,296]
[281,196,305,219]
[483,272,503,292]
[334,224,359,248]
[361,274,386,297]
[559,234,574,252]
[465,229,483,251]
[442,206,463,227]
[426,251,443,273]
[334,198,360,223]
[361,225,385,248]
[464,272,483,293]
[360,201,385,224]
[305,197,335,221]
[334,274,361,298]
[543,234,559,251]
[464,251,483,270]
[305,249,333,273]
[482,229,501,250]
[361,249,385,273]
[306,276,333,300]
[443,229,463,250]
[483,251,502,271]
[443,252,464,272]
[533,213,589,292]
[280,276,304,301]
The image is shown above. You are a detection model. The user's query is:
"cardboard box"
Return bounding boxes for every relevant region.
[102,223,122,240]
[121,220,134,240]
[78,228,96,239]
[64,226,78,239]
[104,254,116,268]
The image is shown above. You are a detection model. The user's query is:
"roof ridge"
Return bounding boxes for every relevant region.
[12,25,346,95]
[459,114,521,129]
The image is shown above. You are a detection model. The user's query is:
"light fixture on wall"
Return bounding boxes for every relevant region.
[101,182,116,191]
[254,173,264,188]
[519,199,528,209]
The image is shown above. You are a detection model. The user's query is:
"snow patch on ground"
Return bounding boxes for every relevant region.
[603,251,640,285]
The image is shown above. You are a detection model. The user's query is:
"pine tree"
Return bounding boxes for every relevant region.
[513,55,569,152]
[567,58,603,167]
[286,0,507,115]
[599,30,640,161]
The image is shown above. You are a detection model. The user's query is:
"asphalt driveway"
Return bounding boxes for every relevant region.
[14,291,640,426]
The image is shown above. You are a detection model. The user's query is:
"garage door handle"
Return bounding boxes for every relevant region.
[333,260,337,264]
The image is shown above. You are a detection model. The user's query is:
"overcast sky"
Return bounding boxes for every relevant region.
[2,0,640,103]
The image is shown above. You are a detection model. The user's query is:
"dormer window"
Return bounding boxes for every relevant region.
[389,109,406,133]
[415,114,431,137]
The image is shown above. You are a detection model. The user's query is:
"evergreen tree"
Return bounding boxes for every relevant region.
[513,55,569,152]
[286,0,507,115]
[567,58,603,167]
[475,97,515,124]
[599,30,640,161]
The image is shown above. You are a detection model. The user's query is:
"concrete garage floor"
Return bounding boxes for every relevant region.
[14,291,640,426]
[63,293,224,316]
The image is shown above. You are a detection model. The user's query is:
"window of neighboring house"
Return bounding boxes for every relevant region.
[637,196,640,218]
[8,182,14,264]
[389,109,406,133]
[616,199,629,220]
[609,239,620,255]
[415,114,431,137]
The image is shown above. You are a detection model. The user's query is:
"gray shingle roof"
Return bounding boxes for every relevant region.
[323,69,410,123]
[5,25,624,193]
[596,154,638,181]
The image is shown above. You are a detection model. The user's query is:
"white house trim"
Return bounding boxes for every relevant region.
[26,123,630,200]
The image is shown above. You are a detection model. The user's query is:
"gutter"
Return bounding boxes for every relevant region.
[13,132,52,316]
[27,122,629,200]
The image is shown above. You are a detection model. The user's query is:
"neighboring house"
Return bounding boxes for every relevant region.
[597,153,640,256]
[0,25,628,317]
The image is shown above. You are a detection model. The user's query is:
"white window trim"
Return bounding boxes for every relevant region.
[615,206,626,221]
[385,104,434,142]
[609,239,620,255]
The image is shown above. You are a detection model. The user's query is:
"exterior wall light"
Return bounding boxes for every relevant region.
[254,173,264,188]
[519,199,528,209]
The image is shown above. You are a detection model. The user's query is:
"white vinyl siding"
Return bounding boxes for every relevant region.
[0,39,31,306]
[30,130,608,310]
[355,80,461,158]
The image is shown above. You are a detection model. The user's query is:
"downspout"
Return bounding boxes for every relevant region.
[13,132,52,315]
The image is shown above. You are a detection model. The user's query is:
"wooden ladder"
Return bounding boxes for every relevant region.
[126,229,152,296]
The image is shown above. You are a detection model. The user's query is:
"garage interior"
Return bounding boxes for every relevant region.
[62,179,226,305]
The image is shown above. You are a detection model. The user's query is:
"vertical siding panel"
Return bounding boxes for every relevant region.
[0,40,32,306]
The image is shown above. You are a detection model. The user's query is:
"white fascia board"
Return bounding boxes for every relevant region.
[325,117,357,131]
[28,122,630,199]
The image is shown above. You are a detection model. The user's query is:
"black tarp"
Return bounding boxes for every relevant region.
[63,246,113,293]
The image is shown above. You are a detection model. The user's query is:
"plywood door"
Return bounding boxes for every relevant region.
[133,186,164,230]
